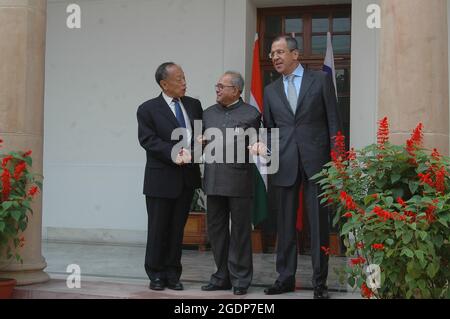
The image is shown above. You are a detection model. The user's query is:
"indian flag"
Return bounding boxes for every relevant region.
[249,33,269,226]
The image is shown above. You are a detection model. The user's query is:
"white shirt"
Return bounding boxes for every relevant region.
[162,92,192,143]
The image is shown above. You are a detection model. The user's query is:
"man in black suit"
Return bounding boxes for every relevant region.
[200,71,260,296]
[252,36,342,299]
[137,62,203,291]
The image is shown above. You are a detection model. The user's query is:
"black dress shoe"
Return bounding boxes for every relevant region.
[313,286,330,299]
[233,287,247,295]
[264,281,295,295]
[149,278,165,291]
[167,281,184,290]
[201,283,232,291]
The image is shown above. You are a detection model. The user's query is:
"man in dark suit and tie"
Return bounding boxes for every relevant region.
[137,62,203,291]
[200,71,261,296]
[252,36,342,298]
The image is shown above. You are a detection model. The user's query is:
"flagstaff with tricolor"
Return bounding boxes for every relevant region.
[249,33,269,226]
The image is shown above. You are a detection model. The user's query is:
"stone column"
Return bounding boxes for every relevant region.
[0,0,49,285]
[378,0,449,155]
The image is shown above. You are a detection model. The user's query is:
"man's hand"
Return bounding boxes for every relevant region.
[175,148,192,165]
[196,135,207,145]
[248,142,268,156]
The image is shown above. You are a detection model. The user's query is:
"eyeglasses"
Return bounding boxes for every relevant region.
[215,84,235,91]
[268,49,296,59]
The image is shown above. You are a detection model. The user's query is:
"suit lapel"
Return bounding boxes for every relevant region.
[295,70,315,117]
[274,77,295,117]
[180,97,195,128]
[157,94,179,128]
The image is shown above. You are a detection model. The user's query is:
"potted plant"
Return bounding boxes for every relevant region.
[0,137,42,298]
[313,118,449,299]
[183,188,208,250]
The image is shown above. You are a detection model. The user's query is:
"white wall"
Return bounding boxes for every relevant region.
[43,0,249,243]
[349,0,379,148]
[44,0,378,244]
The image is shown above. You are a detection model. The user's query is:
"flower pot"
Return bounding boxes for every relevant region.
[0,278,17,299]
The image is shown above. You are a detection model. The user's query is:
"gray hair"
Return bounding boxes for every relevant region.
[224,71,244,93]
[273,35,298,51]
[155,62,176,87]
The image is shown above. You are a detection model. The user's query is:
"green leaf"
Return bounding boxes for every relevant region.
[402,232,413,245]
[391,174,401,184]
[2,201,13,210]
[10,211,22,222]
[385,238,394,246]
[385,196,394,207]
[408,181,420,194]
[341,222,354,236]
[426,262,439,279]
[415,250,425,264]
[401,248,414,258]
[0,221,5,232]
[348,277,355,288]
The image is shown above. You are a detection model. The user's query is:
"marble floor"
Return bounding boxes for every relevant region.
[24,241,361,299]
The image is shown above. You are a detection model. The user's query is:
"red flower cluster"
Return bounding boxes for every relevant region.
[372,206,407,222]
[350,256,366,266]
[340,191,357,210]
[14,161,27,181]
[371,243,384,250]
[1,168,11,201]
[343,212,353,218]
[361,282,375,299]
[321,246,331,256]
[356,242,365,249]
[396,197,407,208]
[406,123,423,162]
[28,185,39,197]
[377,117,389,148]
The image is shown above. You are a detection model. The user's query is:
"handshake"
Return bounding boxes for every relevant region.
[197,135,269,156]
[175,147,192,165]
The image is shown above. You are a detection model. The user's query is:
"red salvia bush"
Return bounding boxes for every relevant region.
[313,118,450,299]
[0,138,42,263]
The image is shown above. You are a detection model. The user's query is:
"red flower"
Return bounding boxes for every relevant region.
[361,282,374,299]
[372,243,384,250]
[356,242,365,249]
[347,148,356,161]
[19,235,25,248]
[424,204,436,224]
[13,161,27,180]
[333,131,346,158]
[373,206,392,222]
[23,150,32,157]
[340,191,357,210]
[28,186,39,197]
[350,256,366,266]
[396,197,406,208]
[321,246,330,256]
[1,168,11,201]
[343,212,353,218]
[370,194,378,199]
[431,148,441,160]
[406,123,423,159]
[2,155,13,168]
[377,117,389,148]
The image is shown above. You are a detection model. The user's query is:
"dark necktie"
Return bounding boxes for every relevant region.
[173,98,186,128]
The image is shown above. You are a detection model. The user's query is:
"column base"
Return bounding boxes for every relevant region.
[0,270,50,286]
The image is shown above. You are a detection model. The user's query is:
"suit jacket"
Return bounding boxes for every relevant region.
[263,68,343,187]
[203,99,261,197]
[137,94,203,198]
